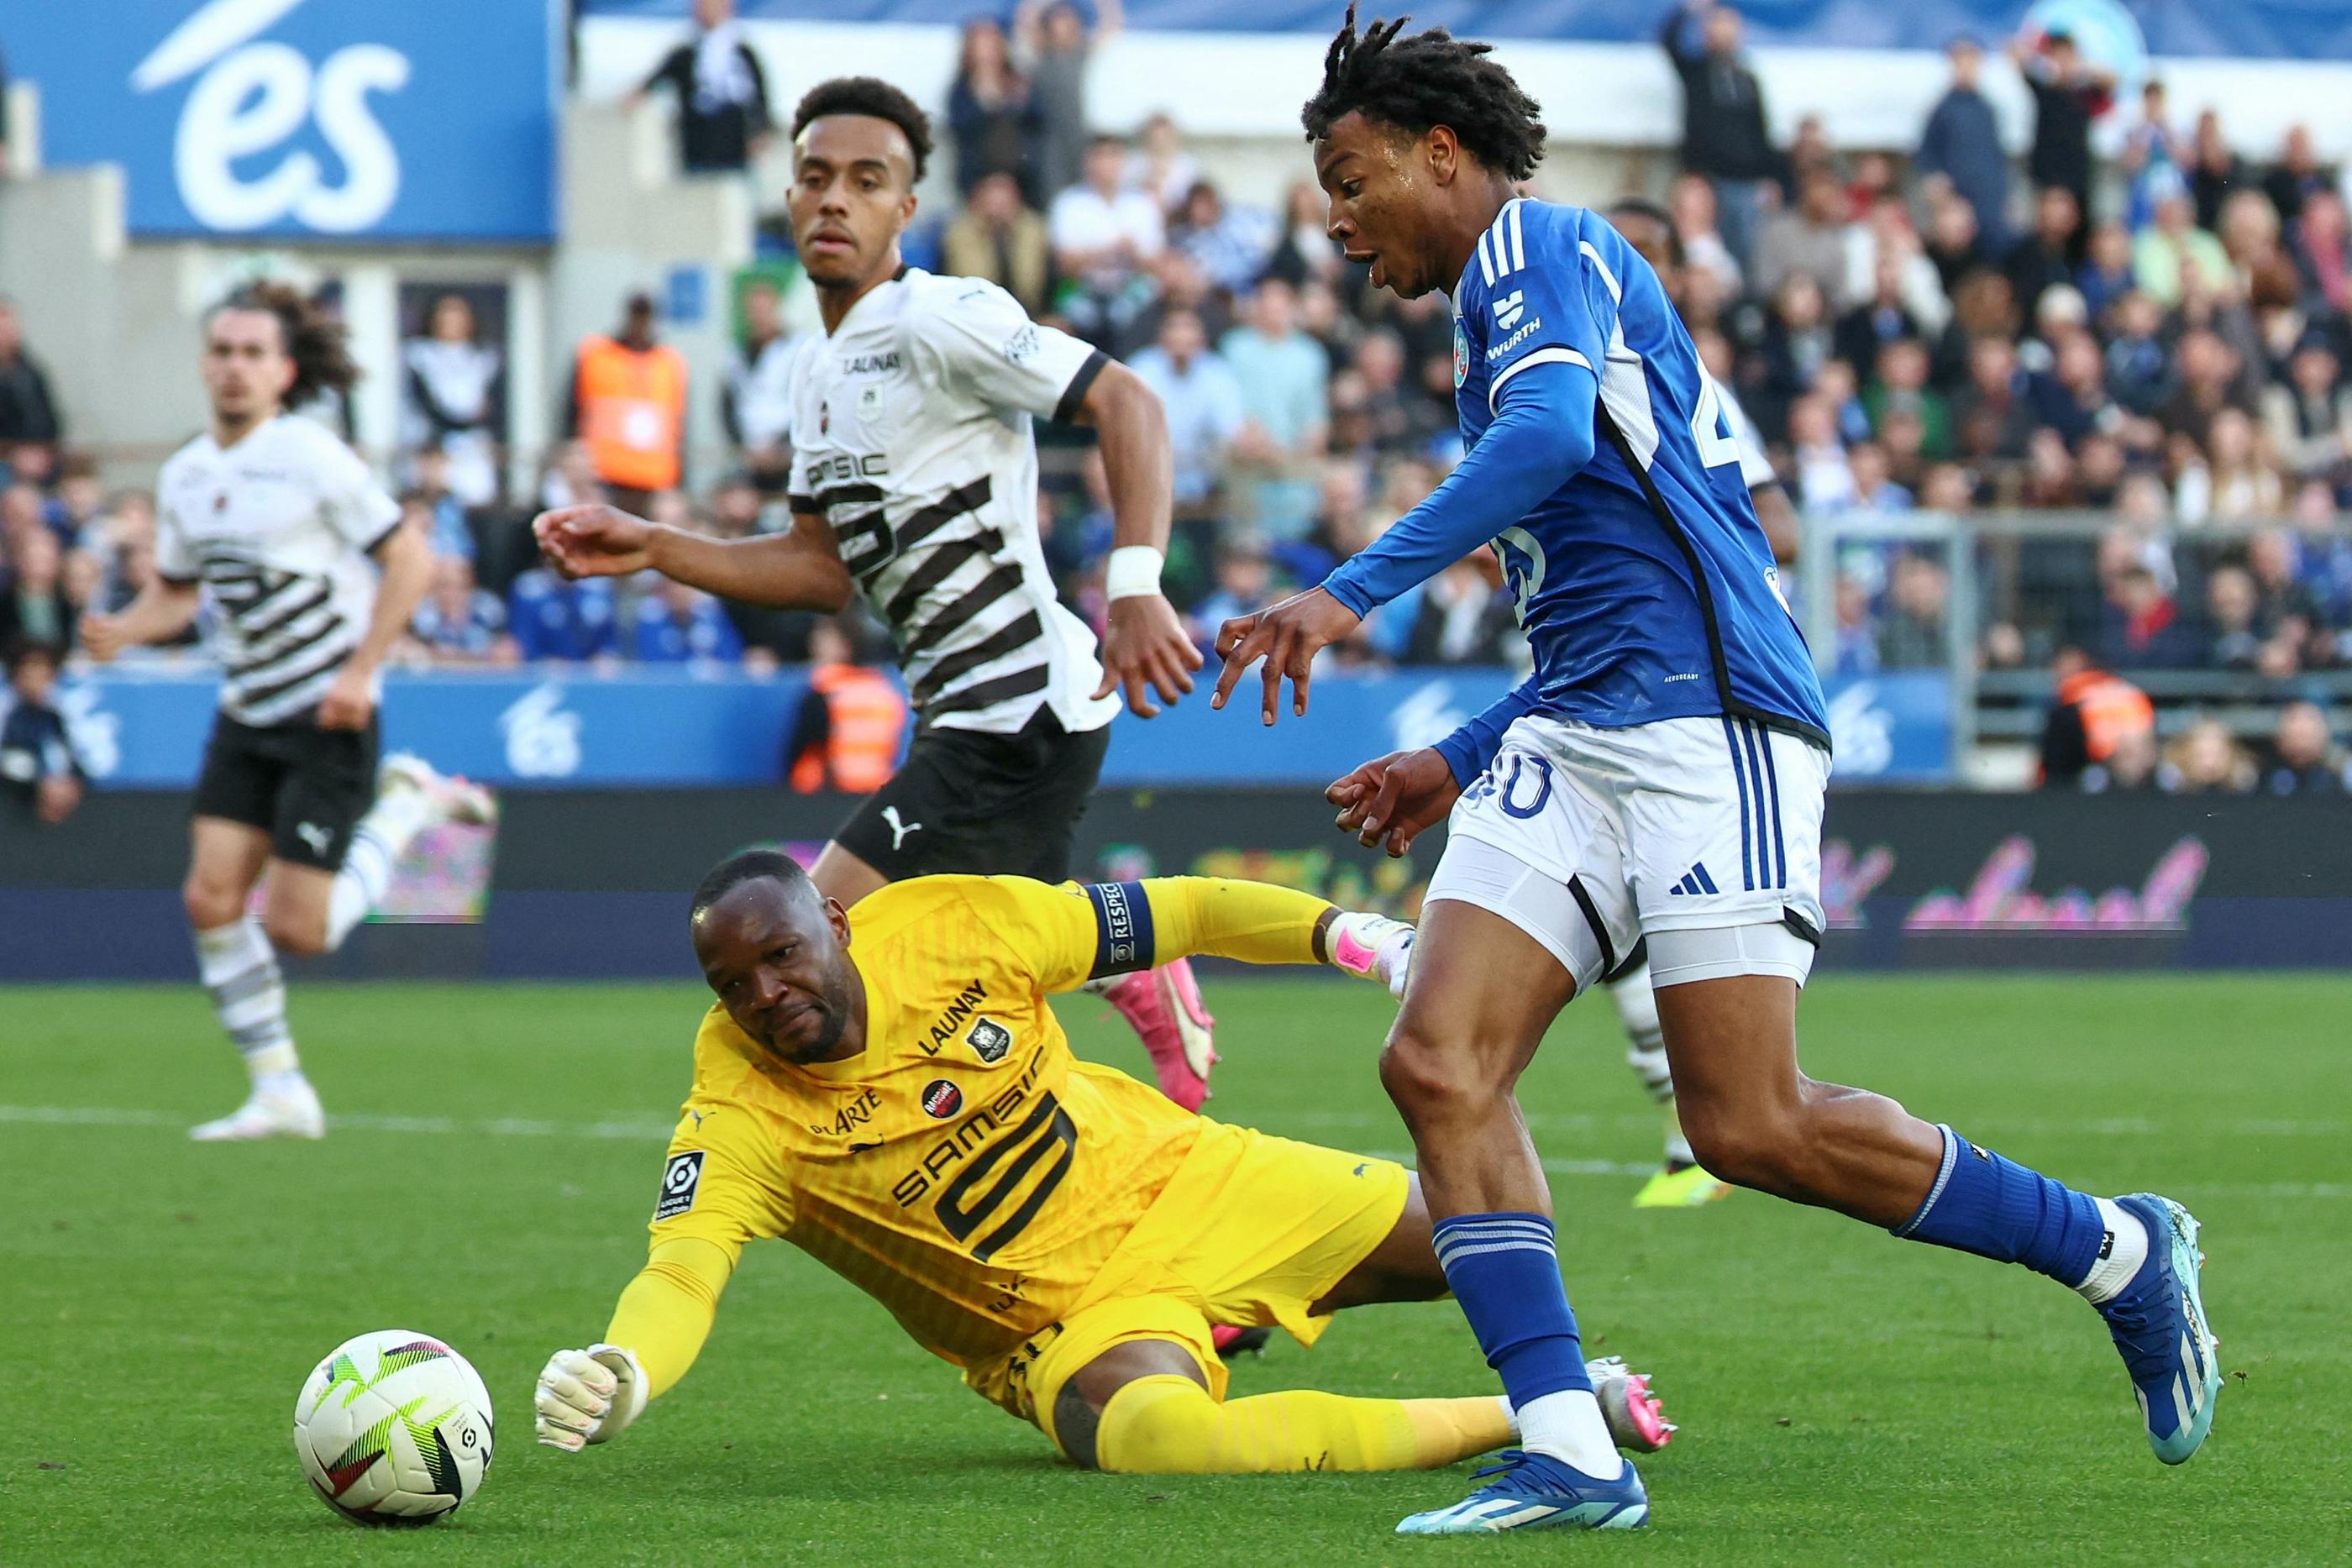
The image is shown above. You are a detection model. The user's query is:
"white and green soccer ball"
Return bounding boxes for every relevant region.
[292,1329,494,1527]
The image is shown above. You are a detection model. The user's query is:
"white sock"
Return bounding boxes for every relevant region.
[194,918,298,1081]
[2074,1198,2151,1304]
[1515,1388,1625,1479]
[326,784,437,949]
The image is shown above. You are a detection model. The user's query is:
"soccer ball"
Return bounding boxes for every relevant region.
[292,1329,494,1527]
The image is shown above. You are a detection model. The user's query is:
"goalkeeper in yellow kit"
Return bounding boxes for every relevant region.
[533,852,1672,1474]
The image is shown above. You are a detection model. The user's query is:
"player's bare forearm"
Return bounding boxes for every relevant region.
[350,519,433,678]
[1079,361,1173,554]
[648,518,854,612]
[80,578,201,659]
[1752,483,1800,565]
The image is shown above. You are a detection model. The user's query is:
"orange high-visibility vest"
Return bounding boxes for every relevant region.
[789,663,909,794]
[576,337,687,492]
[2055,669,2155,762]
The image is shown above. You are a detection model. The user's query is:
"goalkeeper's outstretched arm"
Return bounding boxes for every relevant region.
[536,1229,743,1450]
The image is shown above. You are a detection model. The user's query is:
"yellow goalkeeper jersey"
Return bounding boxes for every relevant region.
[643,876,1273,1374]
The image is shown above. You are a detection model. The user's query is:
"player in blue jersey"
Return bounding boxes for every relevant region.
[1211,7,2221,1535]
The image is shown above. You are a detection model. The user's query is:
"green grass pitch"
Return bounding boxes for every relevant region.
[3,974,2347,1564]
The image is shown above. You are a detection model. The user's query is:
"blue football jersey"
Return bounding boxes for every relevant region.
[1349,198,1827,742]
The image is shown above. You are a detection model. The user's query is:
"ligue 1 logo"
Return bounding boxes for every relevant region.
[1452,318,1469,390]
[921,1080,963,1120]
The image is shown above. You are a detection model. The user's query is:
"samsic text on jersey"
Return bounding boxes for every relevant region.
[649,877,1205,1371]
[784,270,1120,737]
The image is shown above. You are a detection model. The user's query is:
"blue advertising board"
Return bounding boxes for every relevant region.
[584,0,2352,61]
[38,665,1951,789]
[9,0,557,241]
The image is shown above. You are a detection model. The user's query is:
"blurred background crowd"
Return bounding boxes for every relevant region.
[2,0,2348,805]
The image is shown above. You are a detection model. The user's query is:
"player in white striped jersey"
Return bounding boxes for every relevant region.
[81,284,493,1141]
[535,79,1226,1109]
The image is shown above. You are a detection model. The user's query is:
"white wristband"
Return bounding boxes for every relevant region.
[1105,545,1165,601]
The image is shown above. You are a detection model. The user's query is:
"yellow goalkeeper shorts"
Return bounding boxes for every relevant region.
[970,1117,1410,1455]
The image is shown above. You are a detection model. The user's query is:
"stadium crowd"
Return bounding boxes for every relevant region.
[1,0,2348,795]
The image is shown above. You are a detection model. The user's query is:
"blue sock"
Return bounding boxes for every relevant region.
[1893,1125,2106,1287]
[1432,1212,1593,1406]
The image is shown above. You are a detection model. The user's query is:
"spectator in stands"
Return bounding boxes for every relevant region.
[1916,35,2011,254]
[2263,700,2349,793]
[1924,191,1991,297]
[2038,645,2155,787]
[2161,716,2255,794]
[942,171,1052,317]
[1220,280,1329,540]
[2246,527,2326,672]
[2155,328,2250,446]
[2101,561,2193,669]
[1754,169,1851,307]
[566,293,687,515]
[50,453,106,550]
[1877,553,1949,668]
[1667,173,1744,296]
[539,438,606,513]
[2289,188,2349,317]
[402,294,503,508]
[2075,219,2137,323]
[785,616,909,794]
[1049,134,1164,345]
[2216,189,2284,290]
[2032,327,2123,448]
[396,482,472,566]
[1171,181,1274,296]
[2203,564,2265,669]
[634,0,771,176]
[722,278,795,492]
[946,15,1040,201]
[0,640,82,826]
[1264,181,1344,289]
[1836,254,1925,379]
[2132,185,2231,308]
[2196,407,2284,522]
[2262,124,2330,227]
[2288,480,2352,623]
[2118,79,2187,232]
[1660,0,1778,274]
[1126,307,1243,523]
[2006,185,2083,323]
[2011,26,2112,226]
[1128,113,1202,217]
[408,555,516,667]
[0,298,60,466]
[1954,334,2035,462]
[509,562,618,663]
[633,575,743,663]
[0,524,73,651]
[2185,110,2243,233]
[1016,0,1119,202]
[2103,290,2171,415]
[1404,548,1518,667]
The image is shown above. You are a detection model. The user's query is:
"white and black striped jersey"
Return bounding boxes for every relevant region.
[155,415,402,727]
[785,269,1119,737]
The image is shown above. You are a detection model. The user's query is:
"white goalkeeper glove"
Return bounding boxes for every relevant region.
[534,1344,648,1452]
[1326,911,1415,999]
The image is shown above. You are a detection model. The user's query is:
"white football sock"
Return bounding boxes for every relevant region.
[2074,1198,2151,1304]
[1514,1388,1625,1479]
[325,784,437,950]
[195,918,298,1080]
[1662,1114,1698,1169]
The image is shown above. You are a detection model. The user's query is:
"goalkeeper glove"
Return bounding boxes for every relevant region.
[533,1344,648,1452]
[1327,911,1415,999]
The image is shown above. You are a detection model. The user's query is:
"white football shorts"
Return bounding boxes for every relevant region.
[1424,712,1828,992]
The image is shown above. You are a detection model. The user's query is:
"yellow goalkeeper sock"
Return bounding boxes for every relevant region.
[1093,1375,1513,1474]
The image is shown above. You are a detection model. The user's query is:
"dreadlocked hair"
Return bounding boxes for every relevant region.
[1301,3,1546,181]
[792,76,934,182]
[208,281,360,405]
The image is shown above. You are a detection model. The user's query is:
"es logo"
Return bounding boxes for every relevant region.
[131,0,410,233]
[500,683,580,779]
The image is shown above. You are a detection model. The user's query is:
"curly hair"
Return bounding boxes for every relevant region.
[1300,3,1546,182]
[791,76,934,183]
[207,281,360,406]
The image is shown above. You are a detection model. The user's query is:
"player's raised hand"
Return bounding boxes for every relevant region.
[78,611,129,663]
[533,1345,648,1452]
[1328,747,1460,857]
[1211,587,1362,726]
[533,505,656,579]
[1094,592,1202,718]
